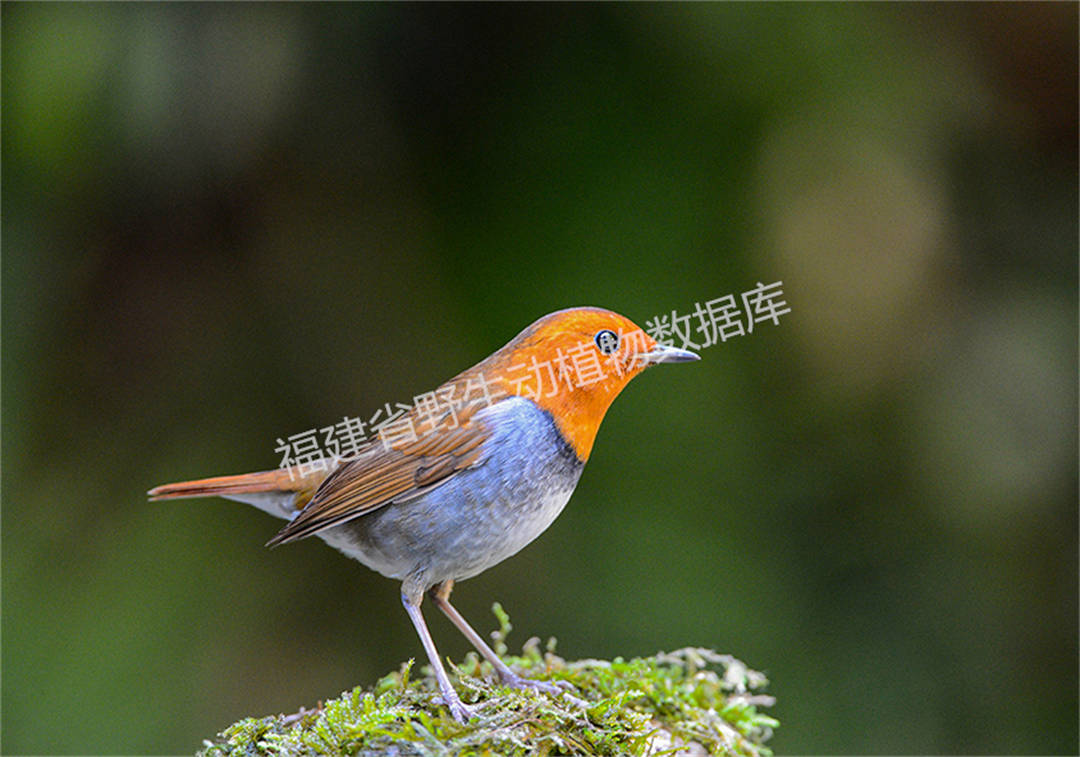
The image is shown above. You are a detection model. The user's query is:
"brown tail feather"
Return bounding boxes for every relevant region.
[148,467,322,501]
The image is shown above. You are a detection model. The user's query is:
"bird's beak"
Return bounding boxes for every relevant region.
[639,344,701,365]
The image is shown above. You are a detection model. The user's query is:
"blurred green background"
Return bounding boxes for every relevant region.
[3,3,1076,754]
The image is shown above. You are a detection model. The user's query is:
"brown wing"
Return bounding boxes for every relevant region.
[265,402,491,546]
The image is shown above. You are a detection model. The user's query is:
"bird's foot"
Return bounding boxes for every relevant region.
[498,670,587,706]
[439,692,479,724]
[280,701,323,726]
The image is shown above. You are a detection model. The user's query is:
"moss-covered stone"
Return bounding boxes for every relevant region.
[200,605,777,756]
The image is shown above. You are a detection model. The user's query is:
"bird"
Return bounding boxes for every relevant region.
[149,307,699,723]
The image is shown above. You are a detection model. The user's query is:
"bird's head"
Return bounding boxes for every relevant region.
[471,307,699,461]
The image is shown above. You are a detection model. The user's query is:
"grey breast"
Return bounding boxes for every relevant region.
[322,396,585,584]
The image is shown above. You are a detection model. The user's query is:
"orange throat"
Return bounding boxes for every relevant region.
[445,307,660,462]
[529,373,630,457]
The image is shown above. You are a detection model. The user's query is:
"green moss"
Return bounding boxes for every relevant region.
[200,605,777,756]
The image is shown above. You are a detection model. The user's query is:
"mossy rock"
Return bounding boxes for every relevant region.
[200,605,777,756]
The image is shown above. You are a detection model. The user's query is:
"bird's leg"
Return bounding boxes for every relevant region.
[429,580,579,701]
[400,584,476,724]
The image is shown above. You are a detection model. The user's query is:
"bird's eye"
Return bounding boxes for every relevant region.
[594,329,620,355]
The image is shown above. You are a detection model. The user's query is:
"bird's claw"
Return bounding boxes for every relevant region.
[441,694,479,724]
[499,671,586,706]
